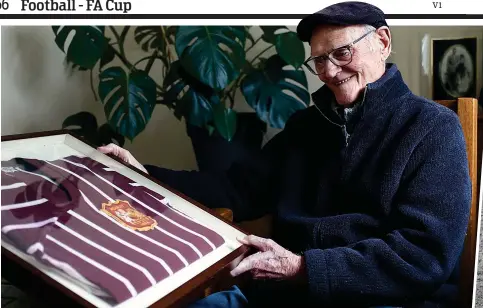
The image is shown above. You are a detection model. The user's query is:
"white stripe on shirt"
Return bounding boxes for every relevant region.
[26,243,110,296]
[46,234,138,297]
[1,182,26,190]
[16,167,57,185]
[1,198,48,211]
[154,226,203,258]
[144,191,197,222]
[68,209,174,275]
[42,159,189,266]
[2,217,58,233]
[60,159,218,251]
[46,160,208,257]
[41,253,111,297]
[43,161,115,202]
[55,221,157,285]
[79,190,188,267]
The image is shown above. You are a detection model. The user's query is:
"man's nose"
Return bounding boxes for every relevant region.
[322,60,341,79]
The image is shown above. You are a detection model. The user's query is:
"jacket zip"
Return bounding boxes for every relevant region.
[313,86,368,148]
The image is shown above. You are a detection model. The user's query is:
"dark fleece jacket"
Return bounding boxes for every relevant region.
[146,63,471,307]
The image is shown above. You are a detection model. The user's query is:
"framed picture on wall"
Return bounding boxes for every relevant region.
[431,37,478,100]
[1,130,250,308]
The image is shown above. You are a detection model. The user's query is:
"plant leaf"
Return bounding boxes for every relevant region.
[165,26,178,44]
[98,123,126,147]
[134,26,167,52]
[175,26,246,90]
[162,61,217,127]
[62,111,98,134]
[100,46,116,69]
[213,104,237,141]
[241,55,309,129]
[61,112,126,147]
[244,26,256,46]
[260,26,288,44]
[206,124,215,136]
[275,32,306,69]
[61,111,100,145]
[52,26,108,70]
[98,67,157,140]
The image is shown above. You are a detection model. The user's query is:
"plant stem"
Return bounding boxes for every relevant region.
[220,33,270,108]
[227,92,235,109]
[106,26,168,95]
[133,55,153,67]
[119,26,130,58]
[107,44,165,94]
[250,45,274,65]
[220,69,247,107]
[245,37,262,54]
[108,45,132,70]
[90,69,98,101]
[109,26,121,46]
[160,26,173,78]
[229,72,247,106]
[132,51,162,71]
[109,26,130,59]
[144,50,158,74]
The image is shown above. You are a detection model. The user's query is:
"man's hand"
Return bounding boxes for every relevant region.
[230,235,306,283]
[97,143,148,174]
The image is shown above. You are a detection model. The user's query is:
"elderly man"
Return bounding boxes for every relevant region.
[99,2,471,307]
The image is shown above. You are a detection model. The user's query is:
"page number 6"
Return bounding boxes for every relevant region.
[0,0,9,10]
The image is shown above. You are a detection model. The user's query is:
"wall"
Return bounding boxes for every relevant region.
[388,26,483,99]
[1,26,198,171]
[2,25,482,170]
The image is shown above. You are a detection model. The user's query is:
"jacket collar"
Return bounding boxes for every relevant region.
[311,63,411,125]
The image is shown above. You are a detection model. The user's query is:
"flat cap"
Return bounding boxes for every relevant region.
[297,1,388,42]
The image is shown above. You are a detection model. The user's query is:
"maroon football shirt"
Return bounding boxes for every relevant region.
[1,156,226,304]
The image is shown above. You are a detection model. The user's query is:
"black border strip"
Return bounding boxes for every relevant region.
[0,14,483,19]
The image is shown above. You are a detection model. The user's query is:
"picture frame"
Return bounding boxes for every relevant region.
[430,37,478,100]
[1,130,251,308]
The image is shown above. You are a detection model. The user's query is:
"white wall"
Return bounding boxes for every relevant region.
[1,26,198,171]
[388,26,483,99]
[1,26,94,136]
[2,25,482,170]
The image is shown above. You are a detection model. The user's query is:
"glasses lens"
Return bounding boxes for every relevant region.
[304,58,321,74]
[330,48,352,66]
[304,48,352,75]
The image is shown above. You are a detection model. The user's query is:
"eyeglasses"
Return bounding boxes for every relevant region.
[303,29,375,75]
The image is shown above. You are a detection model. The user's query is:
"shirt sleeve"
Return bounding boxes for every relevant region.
[1,158,72,252]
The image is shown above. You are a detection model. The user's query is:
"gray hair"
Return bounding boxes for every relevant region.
[362,24,392,59]
[364,25,377,32]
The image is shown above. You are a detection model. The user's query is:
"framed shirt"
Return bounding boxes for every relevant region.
[1,130,250,308]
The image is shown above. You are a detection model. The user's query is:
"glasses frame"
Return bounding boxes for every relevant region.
[303,29,376,75]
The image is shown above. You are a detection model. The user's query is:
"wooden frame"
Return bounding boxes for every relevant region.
[1,130,252,308]
[434,97,479,308]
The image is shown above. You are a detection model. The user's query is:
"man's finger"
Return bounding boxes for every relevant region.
[240,235,275,252]
[98,143,121,155]
[230,253,258,277]
[97,144,114,153]
[230,251,269,277]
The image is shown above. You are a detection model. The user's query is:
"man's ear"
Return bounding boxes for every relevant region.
[375,26,391,60]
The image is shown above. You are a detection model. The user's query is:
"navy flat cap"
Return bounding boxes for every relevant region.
[297,1,388,42]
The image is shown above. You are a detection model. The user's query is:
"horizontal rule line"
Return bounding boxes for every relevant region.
[0,14,483,19]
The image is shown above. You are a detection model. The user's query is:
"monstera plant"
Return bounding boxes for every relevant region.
[52,26,309,142]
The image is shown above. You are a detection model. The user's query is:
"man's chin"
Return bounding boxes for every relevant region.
[333,93,358,106]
